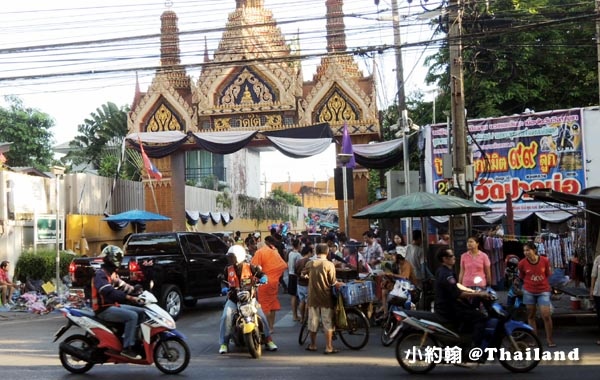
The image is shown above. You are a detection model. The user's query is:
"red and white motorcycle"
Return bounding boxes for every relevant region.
[53,290,190,374]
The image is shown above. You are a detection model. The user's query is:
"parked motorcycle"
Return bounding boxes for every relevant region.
[394,287,542,374]
[380,278,417,346]
[227,283,265,359]
[53,290,190,374]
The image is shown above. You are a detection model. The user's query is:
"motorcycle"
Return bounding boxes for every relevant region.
[394,287,543,374]
[380,278,417,346]
[53,290,190,374]
[226,283,265,359]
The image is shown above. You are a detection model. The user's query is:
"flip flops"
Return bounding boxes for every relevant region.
[323,348,340,355]
[547,343,557,348]
[305,346,317,352]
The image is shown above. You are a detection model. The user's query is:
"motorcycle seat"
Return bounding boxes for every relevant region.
[403,310,449,325]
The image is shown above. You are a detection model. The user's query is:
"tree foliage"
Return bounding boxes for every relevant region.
[269,188,302,206]
[62,102,129,177]
[426,0,597,118]
[0,96,55,170]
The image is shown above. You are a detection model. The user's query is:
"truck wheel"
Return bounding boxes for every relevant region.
[160,285,182,321]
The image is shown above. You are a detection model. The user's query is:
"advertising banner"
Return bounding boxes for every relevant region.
[430,109,585,213]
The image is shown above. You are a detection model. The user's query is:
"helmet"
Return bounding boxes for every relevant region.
[102,245,123,268]
[227,245,247,265]
[505,254,519,269]
[395,246,407,258]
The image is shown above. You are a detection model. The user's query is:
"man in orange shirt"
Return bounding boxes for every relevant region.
[251,236,288,332]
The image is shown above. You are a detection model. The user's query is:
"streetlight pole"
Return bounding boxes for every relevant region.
[338,153,353,236]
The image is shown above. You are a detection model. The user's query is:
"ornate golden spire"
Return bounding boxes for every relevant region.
[326,0,347,53]
[235,0,264,9]
[159,10,190,89]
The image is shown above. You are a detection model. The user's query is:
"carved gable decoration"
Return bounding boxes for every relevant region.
[315,85,359,124]
[146,102,183,132]
[218,66,277,107]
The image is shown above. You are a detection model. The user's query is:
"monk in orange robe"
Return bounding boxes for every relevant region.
[252,235,288,332]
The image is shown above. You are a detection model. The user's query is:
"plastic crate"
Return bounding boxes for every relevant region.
[340,281,377,306]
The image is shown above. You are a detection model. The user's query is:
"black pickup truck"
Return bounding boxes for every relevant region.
[68,232,229,320]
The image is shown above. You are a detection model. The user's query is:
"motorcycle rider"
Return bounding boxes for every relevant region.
[91,245,146,360]
[434,248,491,349]
[218,245,278,354]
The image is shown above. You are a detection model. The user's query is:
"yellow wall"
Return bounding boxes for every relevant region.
[65,214,301,257]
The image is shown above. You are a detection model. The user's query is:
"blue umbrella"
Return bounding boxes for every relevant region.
[103,209,171,223]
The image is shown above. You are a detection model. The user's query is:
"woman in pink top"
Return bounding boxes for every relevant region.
[459,236,491,288]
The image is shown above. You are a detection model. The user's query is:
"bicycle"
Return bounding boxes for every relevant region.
[298,303,370,350]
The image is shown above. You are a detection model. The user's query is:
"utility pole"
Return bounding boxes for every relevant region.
[596,0,600,106]
[448,0,467,194]
[391,0,412,235]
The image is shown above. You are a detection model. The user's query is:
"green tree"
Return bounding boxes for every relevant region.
[269,188,302,206]
[63,102,129,177]
[0,96,55,170]
[426,0,597,118]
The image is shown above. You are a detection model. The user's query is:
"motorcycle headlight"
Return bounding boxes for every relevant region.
[239,304,255,317]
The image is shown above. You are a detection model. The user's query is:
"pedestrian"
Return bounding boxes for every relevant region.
[287,238,303,321]
[295,244,314,322]
[518,241,555,348]
[302,243,342,354]
[251,235,288,332]
[589,253,600,345]
[405,230,425,287]
[459,236,492,288]
[0,261,18,306]
[363,230,384,270]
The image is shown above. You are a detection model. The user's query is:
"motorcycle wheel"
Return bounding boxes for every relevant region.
[298,321,309,345]
[498,328,542,373]
[395,332,437,374]
[380,317,397,346]
[338,309,370,350]
[244,329,262,359]
[59,334,95,374]
[154,336,190,374]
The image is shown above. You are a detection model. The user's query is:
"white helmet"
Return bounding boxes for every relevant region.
[395,246,407,258]
[227,245,247,265]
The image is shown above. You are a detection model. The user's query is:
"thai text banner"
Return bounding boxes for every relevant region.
[430,109,585,213]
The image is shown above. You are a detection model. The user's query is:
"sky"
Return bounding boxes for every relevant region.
[0,0,442,183]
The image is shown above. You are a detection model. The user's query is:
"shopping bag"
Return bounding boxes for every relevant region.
[336,293,348,329]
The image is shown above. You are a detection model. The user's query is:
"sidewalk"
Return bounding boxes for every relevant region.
[496,289,598,328]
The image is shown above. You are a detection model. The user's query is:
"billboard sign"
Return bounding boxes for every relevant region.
[430,109,585,213]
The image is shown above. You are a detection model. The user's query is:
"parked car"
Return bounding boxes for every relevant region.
[69,232,229,320]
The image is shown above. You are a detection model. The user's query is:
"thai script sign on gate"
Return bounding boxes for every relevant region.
[430,109,586,213]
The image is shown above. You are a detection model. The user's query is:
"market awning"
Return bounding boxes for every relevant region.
[526,189,600,217]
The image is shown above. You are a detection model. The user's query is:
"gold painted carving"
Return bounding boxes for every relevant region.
[318,92,357,124]
[220,68,275,106]
[147,104,182,132]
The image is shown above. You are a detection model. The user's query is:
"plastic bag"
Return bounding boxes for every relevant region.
[336,293,348,329]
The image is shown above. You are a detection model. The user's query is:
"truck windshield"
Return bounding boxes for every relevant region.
[125,234,179,256]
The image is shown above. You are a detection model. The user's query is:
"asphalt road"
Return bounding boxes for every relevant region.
[1,294,600,379]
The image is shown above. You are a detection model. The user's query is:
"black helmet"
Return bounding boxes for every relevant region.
[102,245,123,268]
[505,254,519,269]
